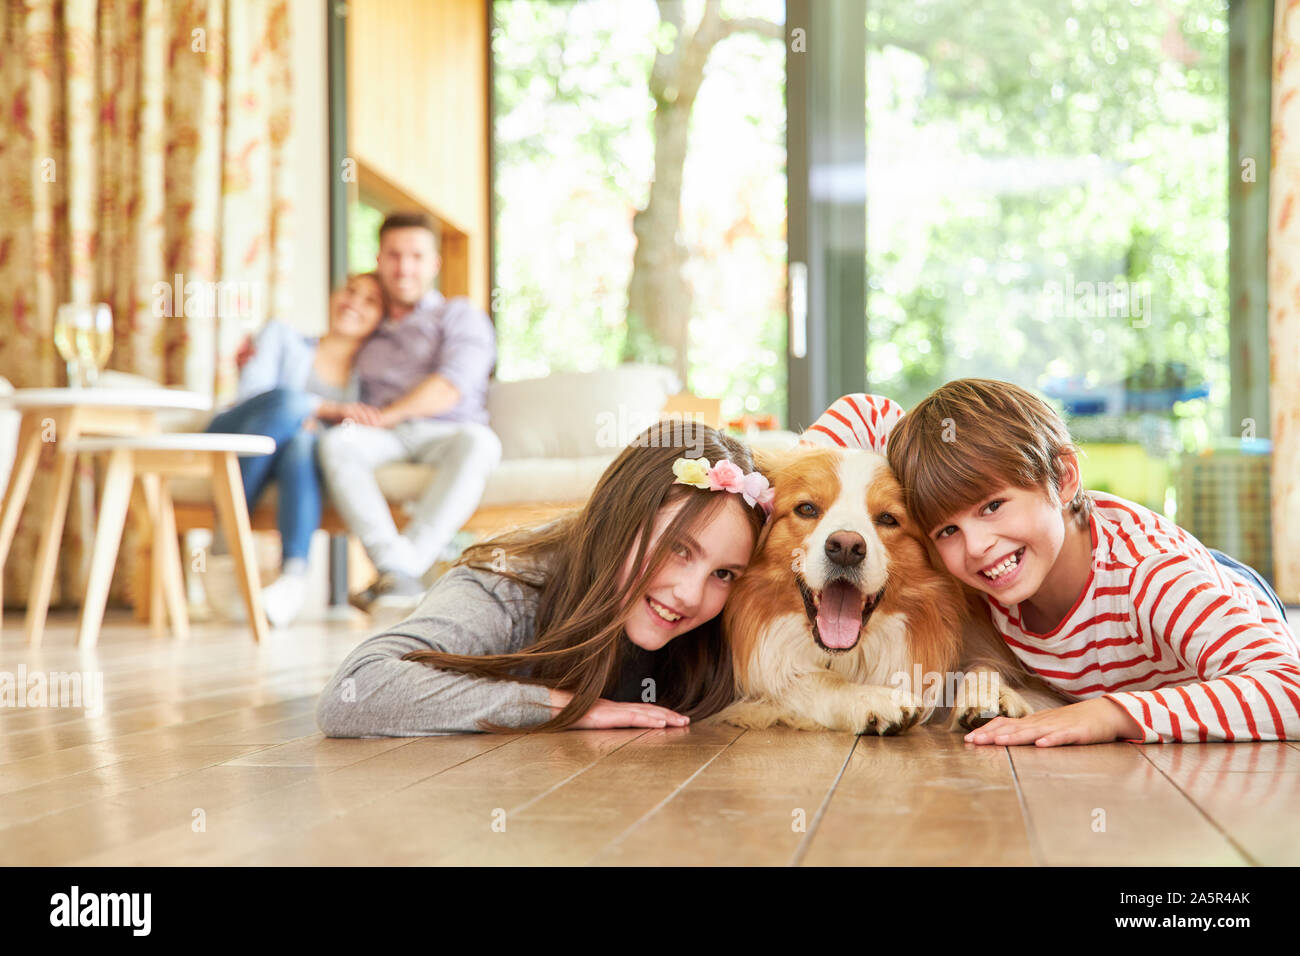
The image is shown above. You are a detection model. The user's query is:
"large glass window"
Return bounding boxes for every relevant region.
[491,0,788,422]
[864,0,1229,516]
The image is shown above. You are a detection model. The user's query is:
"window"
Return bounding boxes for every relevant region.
[864,0,1230,513]
[491,0,788,422]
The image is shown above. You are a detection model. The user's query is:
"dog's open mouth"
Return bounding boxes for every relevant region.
[797,576,885,653]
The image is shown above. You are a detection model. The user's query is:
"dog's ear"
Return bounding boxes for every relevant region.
[752,444,799,477]
[752,440,823,478]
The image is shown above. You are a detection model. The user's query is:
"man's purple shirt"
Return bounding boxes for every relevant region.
[353,290,496,425]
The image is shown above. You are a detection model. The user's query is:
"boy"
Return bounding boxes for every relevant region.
[802,382,1300,745]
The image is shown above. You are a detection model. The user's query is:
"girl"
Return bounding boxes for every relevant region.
[205,272,386,628]
[316,421,774,734]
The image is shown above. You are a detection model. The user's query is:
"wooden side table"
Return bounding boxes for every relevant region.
[0,388,211,645]
[68,433,276,647]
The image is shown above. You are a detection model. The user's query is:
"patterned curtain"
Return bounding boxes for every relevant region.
[0,0,293,609]
[1271,1,1300,606]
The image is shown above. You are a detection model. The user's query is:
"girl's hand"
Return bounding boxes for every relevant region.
[963,696,1145,747]
[547,688,690,730]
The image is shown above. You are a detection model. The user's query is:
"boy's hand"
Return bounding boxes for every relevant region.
[963,697,1144,747]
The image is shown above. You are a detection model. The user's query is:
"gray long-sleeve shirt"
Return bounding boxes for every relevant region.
[316,564,556,736]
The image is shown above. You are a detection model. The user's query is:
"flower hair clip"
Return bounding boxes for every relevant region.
[672,457,775,516]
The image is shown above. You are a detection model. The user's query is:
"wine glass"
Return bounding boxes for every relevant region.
[54,304,86,387]
[76,303,114,386]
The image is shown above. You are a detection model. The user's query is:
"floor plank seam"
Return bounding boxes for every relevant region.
[64,734,520,865]
[0,683,327,751]
[1132,743,1258,866]
[1004,747,1047,867]
[585,726,746,866]
[0,742,289,834]
[496,730,654,823]
[361,734,529,802]
[222,732,650,866]
[789,733,858,868]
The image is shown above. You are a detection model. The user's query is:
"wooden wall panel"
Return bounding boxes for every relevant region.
[346,0,490,310]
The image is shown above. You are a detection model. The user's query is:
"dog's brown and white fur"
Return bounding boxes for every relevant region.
[717,446,1064,734]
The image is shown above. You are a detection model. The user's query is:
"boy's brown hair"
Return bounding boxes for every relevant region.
[885,378,1093,539]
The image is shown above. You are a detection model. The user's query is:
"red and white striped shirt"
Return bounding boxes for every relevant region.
[805,394,1300,742]
[800,393,904,453]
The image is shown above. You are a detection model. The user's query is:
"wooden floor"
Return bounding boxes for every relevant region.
[2,609,1299,866]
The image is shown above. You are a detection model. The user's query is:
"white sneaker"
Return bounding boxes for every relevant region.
[203,553,247,623]
[262,573,307,629]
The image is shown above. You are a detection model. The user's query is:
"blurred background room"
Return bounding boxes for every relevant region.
[1,0,1297,635]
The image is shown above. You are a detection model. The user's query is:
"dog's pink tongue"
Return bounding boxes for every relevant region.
[816,580,866,649]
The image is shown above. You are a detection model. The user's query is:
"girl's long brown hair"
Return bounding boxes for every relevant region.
[401,421,766,732]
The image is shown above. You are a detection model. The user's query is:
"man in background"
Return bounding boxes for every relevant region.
[318,211,501,613]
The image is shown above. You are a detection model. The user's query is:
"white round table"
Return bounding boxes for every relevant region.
[65,433,276,647]
[0,386,213,645]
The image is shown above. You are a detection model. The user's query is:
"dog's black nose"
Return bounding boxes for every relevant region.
[825,531,866,567]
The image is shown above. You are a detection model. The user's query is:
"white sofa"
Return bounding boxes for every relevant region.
[379,363,687,518]
[164,362,692,534]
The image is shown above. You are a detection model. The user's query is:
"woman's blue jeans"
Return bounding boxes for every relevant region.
[206,387,321,564]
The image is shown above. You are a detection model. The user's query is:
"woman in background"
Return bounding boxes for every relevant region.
[205,272,386,628]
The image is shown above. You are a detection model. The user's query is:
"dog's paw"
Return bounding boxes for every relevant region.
[948,672,1035,732]
[714,699,783,730]
[848,686,923,737]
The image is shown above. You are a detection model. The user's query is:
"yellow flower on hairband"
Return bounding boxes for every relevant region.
[671,457,712,488]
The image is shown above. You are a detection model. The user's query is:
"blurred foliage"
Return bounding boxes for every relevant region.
[488,0,1231,440]
[491,0,787,421]
[864,0,1229,448]
[347,200,384,275]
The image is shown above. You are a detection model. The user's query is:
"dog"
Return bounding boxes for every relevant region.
[717,445,1064,734]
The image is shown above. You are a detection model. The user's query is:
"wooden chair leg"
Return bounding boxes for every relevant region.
[0,413,42,629]
[131,477,160,628]
[26,419,79,647]
[154,478,189,640]
[210,451,268,642]
[76,448,134,648]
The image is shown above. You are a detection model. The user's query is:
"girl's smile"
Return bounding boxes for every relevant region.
[646,594,685,624]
